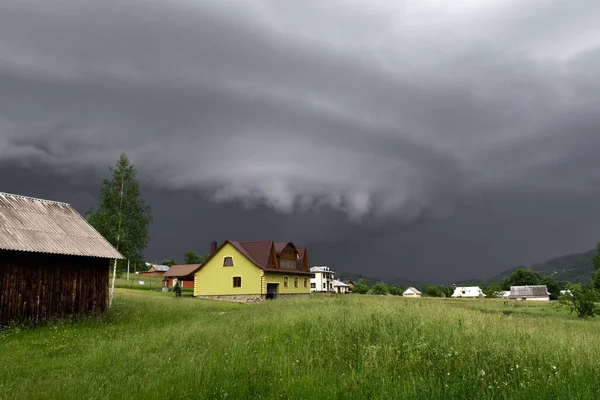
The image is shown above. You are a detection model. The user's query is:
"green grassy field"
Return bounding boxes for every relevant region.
[1,291,600,399]
[113,276,193,292]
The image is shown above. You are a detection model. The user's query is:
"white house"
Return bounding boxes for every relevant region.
[451,286,485,298]
[333,280,350,294]
[508,285,550,301]
[402,287,422,297]
[310,266,335,293]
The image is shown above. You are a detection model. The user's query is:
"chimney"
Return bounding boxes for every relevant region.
[210,240,218,255]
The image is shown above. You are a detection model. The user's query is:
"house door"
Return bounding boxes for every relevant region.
[266,283,279,300]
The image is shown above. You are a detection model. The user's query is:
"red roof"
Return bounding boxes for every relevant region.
[197,240,311,275]
[233,240,273,268]
[274,242,296,256]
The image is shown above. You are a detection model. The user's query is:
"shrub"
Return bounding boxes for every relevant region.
[371,283,389,295]
[388,286,404,296]
[352,284,370,294]
[558,284,599,319]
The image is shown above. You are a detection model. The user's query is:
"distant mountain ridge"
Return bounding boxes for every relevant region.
[336,249,598,287]
[485,249,597,284]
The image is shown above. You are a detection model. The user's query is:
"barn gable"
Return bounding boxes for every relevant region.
[0,192,123,258]
[0,192,122,325]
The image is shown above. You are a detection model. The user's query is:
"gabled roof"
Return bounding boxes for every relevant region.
[232,240,273,268]
[403,287,421,295]
[199,240,311,274]
[0,192,123,259]
[296,246,309,270]
[274,242,288,255]
[163,264,202,279]
[145,263,170,272]
[333,280,349,287]
[508,285,549,298]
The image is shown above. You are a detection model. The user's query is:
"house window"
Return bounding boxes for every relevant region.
[311,283,316,288]
[323,283,326,289]
[280,259,295,269]
[233,276,242,288]
[304,278,308,288]
[311,274,315,279]
[294,277,299,288]
[284,277,288,287]
[223,257,234,267]
[284,248,292,255]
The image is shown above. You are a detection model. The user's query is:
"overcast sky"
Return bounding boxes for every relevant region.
[1,0,600,283]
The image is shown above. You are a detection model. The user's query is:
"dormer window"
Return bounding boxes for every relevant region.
[284,248,292,255]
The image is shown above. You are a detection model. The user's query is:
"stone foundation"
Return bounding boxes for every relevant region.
[194,293,310,303]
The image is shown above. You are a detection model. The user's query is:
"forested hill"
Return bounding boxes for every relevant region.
[335,249,597,286]
[486,249,597,284]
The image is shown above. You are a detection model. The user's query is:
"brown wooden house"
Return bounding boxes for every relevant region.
[161,264,202,290]
[0,192,123,326]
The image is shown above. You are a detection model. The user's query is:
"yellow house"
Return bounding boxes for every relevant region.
[194,240,312,302]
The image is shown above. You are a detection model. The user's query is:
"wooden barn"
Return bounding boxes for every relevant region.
[0,192,123,326]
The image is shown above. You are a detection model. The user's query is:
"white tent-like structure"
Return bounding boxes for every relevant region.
[402,287,422,297]
[451,286,485,298]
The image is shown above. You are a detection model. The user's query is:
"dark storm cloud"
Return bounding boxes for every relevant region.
[2,0,600,280]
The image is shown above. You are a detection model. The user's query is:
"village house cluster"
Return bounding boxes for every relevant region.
[149,246,355,301]
[449,285,551,301]
[0,191,553,325]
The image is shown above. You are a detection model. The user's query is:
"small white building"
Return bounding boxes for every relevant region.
[333,280,350,294]
[451,286,485,298]
[310,266,335,293]
[403,287,422,297]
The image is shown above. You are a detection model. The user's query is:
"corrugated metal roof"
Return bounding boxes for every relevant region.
[508,285,549,298]
[146,264,170,272]
[0,192,123,259]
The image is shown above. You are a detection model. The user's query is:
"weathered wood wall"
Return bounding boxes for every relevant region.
[0,251,109,326]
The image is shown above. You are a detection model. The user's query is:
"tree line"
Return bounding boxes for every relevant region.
[352,253,600,319]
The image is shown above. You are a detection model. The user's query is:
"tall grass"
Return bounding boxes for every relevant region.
[1,291,599,399]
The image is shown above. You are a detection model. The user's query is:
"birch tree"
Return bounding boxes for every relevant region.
[87,154,153,308]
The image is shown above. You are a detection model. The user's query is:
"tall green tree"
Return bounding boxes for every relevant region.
[87,154,153,270]
[184,251,208,264]
[502,268,541,290]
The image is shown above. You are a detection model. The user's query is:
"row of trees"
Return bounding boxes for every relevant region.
[351,263,600,319]
[155,251,209,267]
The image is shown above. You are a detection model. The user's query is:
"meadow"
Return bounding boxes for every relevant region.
[1,290,600,399]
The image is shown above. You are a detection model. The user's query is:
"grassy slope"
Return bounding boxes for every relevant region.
[1,291,600,399]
